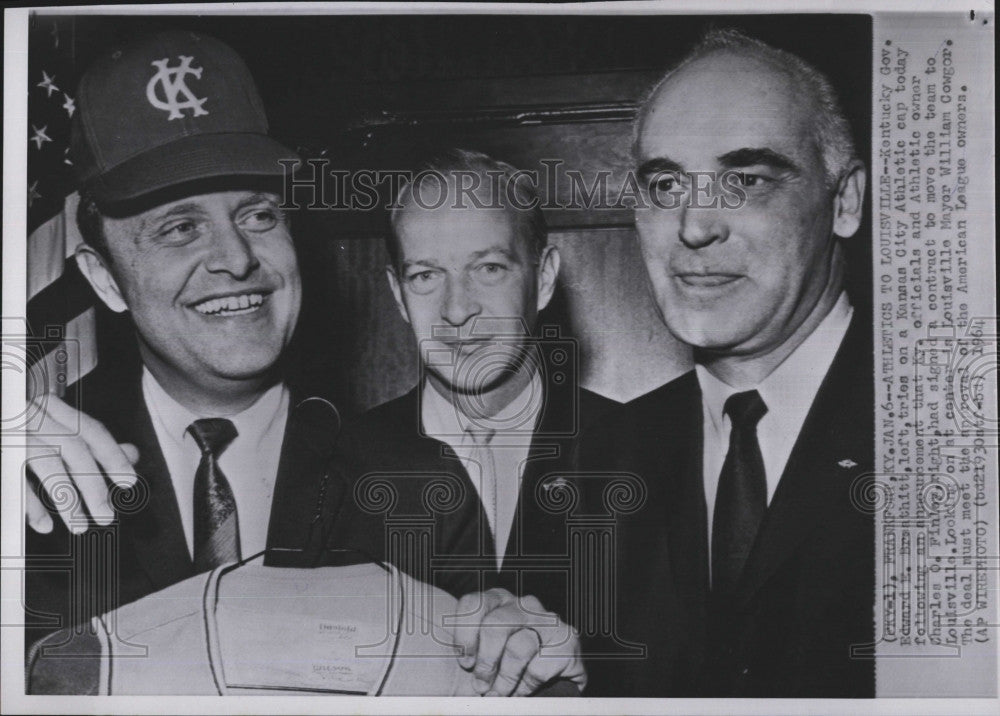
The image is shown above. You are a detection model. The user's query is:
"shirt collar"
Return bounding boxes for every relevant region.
[421,369,544,447]
[695,292,853,429]
[141,368,288,448]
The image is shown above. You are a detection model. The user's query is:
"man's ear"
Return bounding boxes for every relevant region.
[832,160,867,239]
[385,265,411,324]
[75,245,128,313]
[535,244,561,312]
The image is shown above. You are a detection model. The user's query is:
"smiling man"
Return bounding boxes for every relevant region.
[319,150,613,695]
[75,189,299,417]
[578,30,874,697]
[23,31,340,648]
[331,150,616,602]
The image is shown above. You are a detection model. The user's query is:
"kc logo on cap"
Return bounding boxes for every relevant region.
[146,55,209,120]
[71,30,298,206]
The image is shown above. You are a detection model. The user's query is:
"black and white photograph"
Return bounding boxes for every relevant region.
[2,3,996,713]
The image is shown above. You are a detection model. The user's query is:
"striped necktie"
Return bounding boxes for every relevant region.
[189,418,241,572]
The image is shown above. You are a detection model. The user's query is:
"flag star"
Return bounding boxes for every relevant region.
[37,71,60,98]
[30,124,53,150]
[62,93,75,117]
[64,148,73,166]
[28,180,42,207]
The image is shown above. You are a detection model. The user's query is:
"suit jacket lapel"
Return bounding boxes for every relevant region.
[393,388,499,567]
[264,393,343,561]
[663,373,711,646]
[505,371,571,561]
[734,314,874,607]
[117,389,194,593]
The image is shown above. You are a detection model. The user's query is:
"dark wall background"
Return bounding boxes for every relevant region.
[30,12,872,417]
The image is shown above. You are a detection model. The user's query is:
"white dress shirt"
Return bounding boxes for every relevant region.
[421,372,544,570]
[696,292,853,552]
[141,369,290,559]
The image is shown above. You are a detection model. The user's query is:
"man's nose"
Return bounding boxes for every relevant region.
[677,203,730,249]
[204,222,260,279]
[440,275,482,327]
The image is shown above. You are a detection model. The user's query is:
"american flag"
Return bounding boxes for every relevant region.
[26,16,98,397]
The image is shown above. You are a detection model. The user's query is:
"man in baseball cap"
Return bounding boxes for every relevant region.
[24,29,330,648]
[24,30,584,698]
[72,29,298,205]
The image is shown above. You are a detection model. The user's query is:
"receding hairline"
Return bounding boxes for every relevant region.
[645,51,825,165]
[633,30,858,184]
[637,47,818,142]
[391,183,532,254]
[387,168,545,270]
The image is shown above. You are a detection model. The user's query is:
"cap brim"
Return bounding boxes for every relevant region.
[85,132,300,205]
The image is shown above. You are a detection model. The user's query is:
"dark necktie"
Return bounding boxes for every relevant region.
[189,418,241,572]
[711,390,768,599]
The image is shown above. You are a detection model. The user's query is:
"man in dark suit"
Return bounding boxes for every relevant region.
[23,30,339,649]
[578,30,874,697]
[324,150,616,623]
[22,41,586,699]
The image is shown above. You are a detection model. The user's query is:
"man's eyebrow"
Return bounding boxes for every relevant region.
[717,148,799,172]
[469,246,519,263]
[147,202,207,223]
[636,157,684,178]
[234,192,281,212]
[400,258,442,272]
[136,202,208,236]
[401,246,520,272]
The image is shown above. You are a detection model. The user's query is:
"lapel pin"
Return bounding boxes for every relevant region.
[542,477,569,492]
[838,459,858,469]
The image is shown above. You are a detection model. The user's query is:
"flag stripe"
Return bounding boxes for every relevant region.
[27,192,82,300]
[27,255,100,391]
[27,20,98,392]
[36,308,98,395]
[27,260,99,341]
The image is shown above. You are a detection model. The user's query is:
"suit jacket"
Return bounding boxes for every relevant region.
[24,361,341,650]
[318,375,616,618]
[576,313,875,698]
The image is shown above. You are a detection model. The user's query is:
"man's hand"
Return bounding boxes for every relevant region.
[449,588,586,696]
[24,394,139,534]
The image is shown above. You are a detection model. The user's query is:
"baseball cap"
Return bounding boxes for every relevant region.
[71,30,298,205]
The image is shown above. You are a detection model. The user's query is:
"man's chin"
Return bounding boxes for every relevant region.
[426,369,510,398]
[203,349,285,382]
[665,315,759,354]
